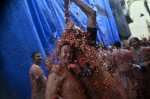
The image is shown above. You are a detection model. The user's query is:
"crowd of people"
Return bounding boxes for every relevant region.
[29,0,150,99]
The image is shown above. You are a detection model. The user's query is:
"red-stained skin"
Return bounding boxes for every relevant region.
[45,1,122,98]
[46,25,121,98]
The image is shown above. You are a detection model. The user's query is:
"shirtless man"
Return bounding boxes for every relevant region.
[46,0,121,99]
[112,41,137,99]
[45,0,96,98]
[29,52,46,99]
[45,43,88,99]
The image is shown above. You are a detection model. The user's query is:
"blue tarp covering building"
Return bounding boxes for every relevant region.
[0,0,120,99]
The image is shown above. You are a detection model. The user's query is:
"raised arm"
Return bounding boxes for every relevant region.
[71,0,96,28]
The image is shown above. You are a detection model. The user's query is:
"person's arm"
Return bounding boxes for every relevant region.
[45,73,62,99]
[37,75,46,89]
[34,67,46,89]
[71,0,96,28]
[142,61,150,67]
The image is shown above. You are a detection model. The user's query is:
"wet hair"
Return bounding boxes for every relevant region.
[114,41,121,48]
[58,43,70,54]
[142,37,147,42]
[129,37,139,46]
[140,41,148,47]
[31,51,41,59]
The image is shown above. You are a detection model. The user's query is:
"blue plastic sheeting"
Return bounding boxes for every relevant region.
[0,0,119,99]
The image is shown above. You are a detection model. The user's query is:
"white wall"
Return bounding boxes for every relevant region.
[128,0,150,40]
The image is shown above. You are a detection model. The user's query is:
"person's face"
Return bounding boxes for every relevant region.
[34,53,43,63]
[60,45,73,64]
[130,38,139,48]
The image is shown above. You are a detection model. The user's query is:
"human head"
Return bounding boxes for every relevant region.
[129,37,140,49]
[31,51,43,65]
[59,43,74,65]
[107,46,113,52]
[140,41,148,47]
[114,41,121,49]
[142,37,147,42]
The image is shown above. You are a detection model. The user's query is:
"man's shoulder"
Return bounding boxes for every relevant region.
[30,64,42,73]
[112,49,118,55]
[112,49,131,56]
[142,47,150,55]
[119,49,131,53]
[51,65,62,72]
[119,49,133,56]
[120,49,129,51]
[31,64,41,68]
[142,47,150,50]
